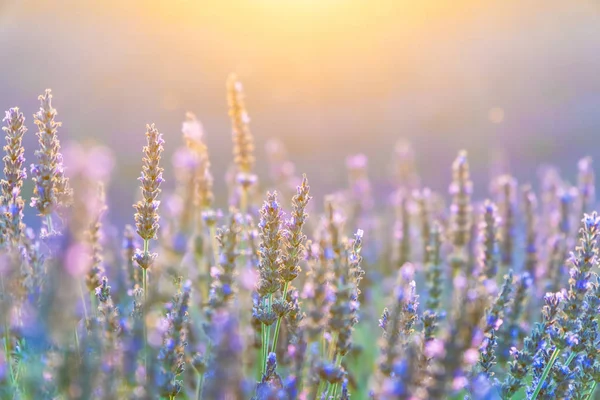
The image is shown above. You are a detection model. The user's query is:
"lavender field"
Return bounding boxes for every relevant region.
[2,1,600,400]
[0,77,599,399]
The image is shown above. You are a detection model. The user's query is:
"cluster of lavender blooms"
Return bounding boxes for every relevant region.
[1,82,600,400]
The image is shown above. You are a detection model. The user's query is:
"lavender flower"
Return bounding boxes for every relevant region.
[266,175,311,355]
[393,191,411,268]
[85,184,106,292]
[256,352,283,397]
[331,230,365,358]
[496,175,517,267]
[449,150,473,250]
[227,74,257,204]
[157,279,191,397]
[207,211,241,318]
[414,188,432,263]
[1,107,27,244]
[484,271,514,333]
[500,292,564,398]
[304,241,333,341]
[182,112,215,224]
[30,89,72,221]
[498,272,532,363]
[423,221,443,342]
[477,329,497,380]
[256,192,284,298]
[280,175,311,284]
[522,185,538,282]
[478,200,500,280]
[378,269,419,377]
[133,123,165,248]
[554,213,600,352]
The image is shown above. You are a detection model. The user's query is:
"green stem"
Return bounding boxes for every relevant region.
[530,347,561,400]
[260,295,273,377]
[270,282,289,354]
[142,239,149,378]
[3,324,14,386]
[585,381,597,400]
[45,214,53,233]
[565,351,577,366]
[1,274,15,388]
[78,281,88,322]
[74,328,80,358]
[195,370,203,400]
[327,355,343,399]
[258,322,265,382]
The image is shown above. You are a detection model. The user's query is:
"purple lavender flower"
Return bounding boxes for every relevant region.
[157,279,191,397]
[478,200,500,280]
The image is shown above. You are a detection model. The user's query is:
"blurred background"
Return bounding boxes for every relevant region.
[0,0,599,224]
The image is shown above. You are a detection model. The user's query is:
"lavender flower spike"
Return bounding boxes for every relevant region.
[30,89,72,219]
[497,175,517,267]
[227,73,256,190]
[257,191,284,298]
[478,200,500,280]
[1,107,27,243]
[133,123,164,269]
[449,150,473,249]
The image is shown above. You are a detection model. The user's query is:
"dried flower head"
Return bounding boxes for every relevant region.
[256,191,284,297]
[227,73,255,184]
[133,123,165,243]
[30,89,72,216]
[1,107,27,243]
[280,175,311,283]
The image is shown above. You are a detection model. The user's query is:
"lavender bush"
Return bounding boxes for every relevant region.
[0,81,599,400]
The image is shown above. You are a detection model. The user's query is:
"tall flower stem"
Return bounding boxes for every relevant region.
[327,355,343,398]
[142,239,149,373]
[258,322,265,381]
[1,274,15,388]
[262,294,273,375]
[46,214,53,234]
[3,326,14,387]
[270,281,289,354]
[78,281,88,321]
[195,371,202,400]
[530,347,561,400]
[585,382,597,400]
